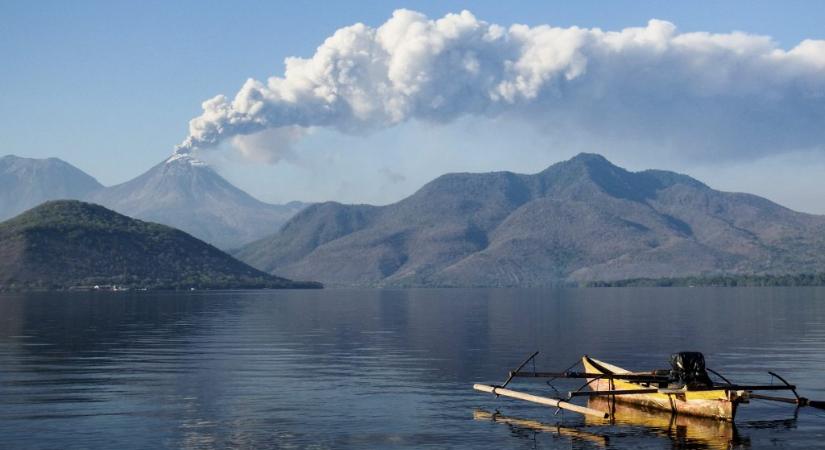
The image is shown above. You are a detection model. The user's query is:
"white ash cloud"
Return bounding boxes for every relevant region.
[230,126,306,164]
[380,167,407,184]
[175,9,825,161]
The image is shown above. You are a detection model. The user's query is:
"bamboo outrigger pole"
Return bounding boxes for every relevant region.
[473,384,609,419]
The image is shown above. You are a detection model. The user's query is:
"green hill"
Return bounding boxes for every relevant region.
[0,200,321,291]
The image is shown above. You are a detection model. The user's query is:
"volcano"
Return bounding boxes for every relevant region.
[87,154,305,249]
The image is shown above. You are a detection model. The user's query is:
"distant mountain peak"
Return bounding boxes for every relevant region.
[559,153,623,175]
[0,155,103,221]
[2,154,75,167]
[538,153,617,176]
[568,152,612,165]
[538,153,709,197]
[88,155,308,249]
[165,153,208,167]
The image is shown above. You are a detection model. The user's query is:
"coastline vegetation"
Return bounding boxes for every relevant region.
[586,273,825,287]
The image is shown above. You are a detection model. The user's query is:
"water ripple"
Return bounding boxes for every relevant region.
[1,288,824,449]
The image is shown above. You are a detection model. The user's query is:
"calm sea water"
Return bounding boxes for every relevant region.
[1,288,824,449]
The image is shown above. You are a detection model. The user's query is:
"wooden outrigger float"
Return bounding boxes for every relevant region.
[475,351,825,422]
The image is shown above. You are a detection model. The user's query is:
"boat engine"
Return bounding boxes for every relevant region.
[670,352,713,388]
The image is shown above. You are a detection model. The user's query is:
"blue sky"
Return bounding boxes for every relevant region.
[2,1,825,212]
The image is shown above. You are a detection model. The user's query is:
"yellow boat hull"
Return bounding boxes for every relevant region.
[582,356,743,421]
[586,397,739,449]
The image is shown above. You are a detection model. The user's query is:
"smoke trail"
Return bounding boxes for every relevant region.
[175,9,825,161]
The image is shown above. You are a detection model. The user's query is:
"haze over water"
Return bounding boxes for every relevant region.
[1,288,824,449]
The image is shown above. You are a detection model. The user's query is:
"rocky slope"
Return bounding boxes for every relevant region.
[235,153,825,286]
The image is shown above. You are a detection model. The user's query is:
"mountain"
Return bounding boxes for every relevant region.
[87,154,306,249]
[0,155,103,221]
[235,153,825,287]
[0,200,321,291]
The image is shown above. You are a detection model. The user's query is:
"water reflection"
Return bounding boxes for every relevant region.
[472,399,804,450]
[586,397,747,449]
[1,288,824,448]
[474,409,610,447]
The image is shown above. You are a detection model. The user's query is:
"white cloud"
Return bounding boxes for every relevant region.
[175,9,825,162]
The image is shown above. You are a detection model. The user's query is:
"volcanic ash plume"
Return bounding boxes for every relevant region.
[174,9,825,161]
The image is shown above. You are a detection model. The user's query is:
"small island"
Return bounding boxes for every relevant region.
[0,200,321,291]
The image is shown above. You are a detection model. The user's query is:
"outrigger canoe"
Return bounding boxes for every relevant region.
[474,351,824,422]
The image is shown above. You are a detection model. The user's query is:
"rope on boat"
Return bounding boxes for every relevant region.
[706,367,733,386]
[499,351,540,390]
[545,359,580,400]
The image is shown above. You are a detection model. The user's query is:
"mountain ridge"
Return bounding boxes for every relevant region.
[234,153,825,287]
[87,154,308,249]
[1,153,308,249]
